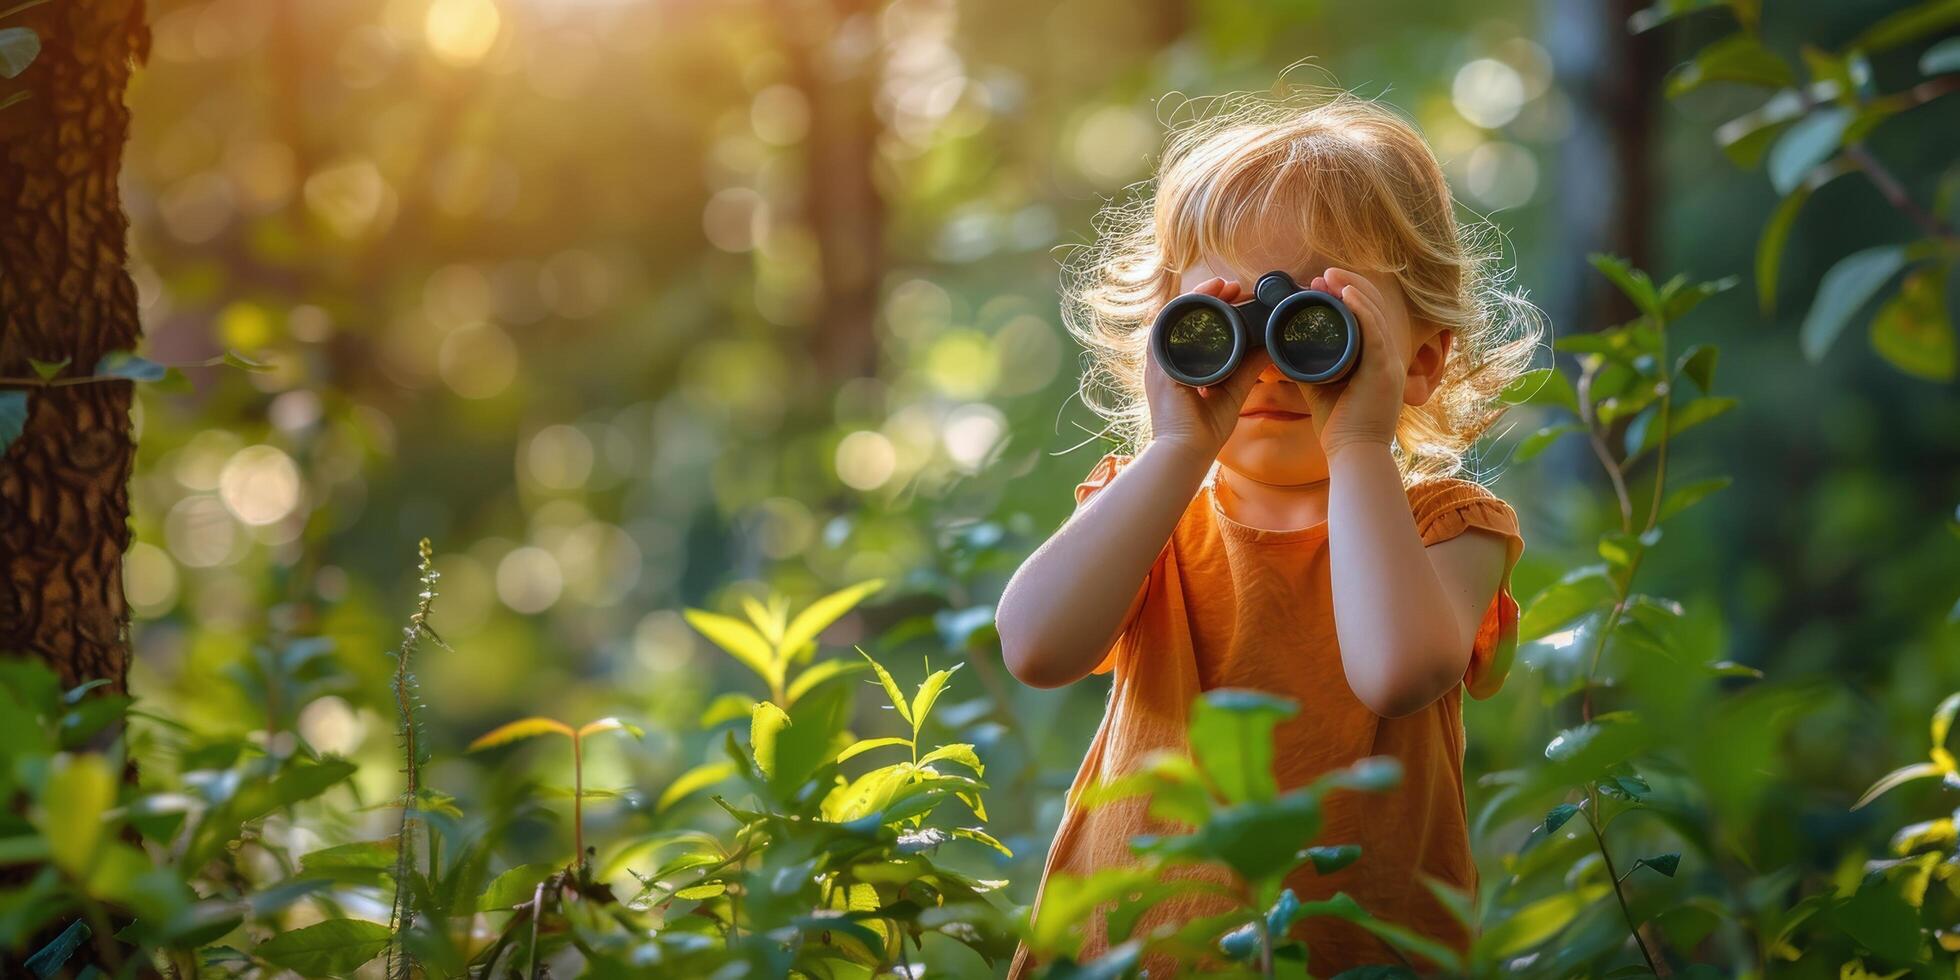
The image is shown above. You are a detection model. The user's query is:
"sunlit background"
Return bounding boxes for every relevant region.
[114,0,1959,907]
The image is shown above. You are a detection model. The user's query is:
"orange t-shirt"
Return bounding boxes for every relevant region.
[1007,451,1525,978]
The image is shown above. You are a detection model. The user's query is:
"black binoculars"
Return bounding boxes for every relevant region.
[1150,270,1360,387]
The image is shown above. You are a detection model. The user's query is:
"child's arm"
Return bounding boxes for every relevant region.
[1000,275,1265,689]
[1325,440,1510,717]
[996,438,1214,688]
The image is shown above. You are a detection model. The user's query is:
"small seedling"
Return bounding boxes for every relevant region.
[468,716,644,869]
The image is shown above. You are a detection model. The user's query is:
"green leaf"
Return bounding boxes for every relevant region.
[784,657,868,705]
[657,760,736,813]
[1520,565,1614,641]
[1665,33,1793,98]
[1474,884,1610,958]
[299,838,397,875]
[1870,266,1955,381]
[25,357,67,381]
[684,608,781,692]
[1543,802,1580,835]
[1800,246,1909,362]
[92,351,166,382]
[1514,424,1581,463]
[254,919,391,976]
[1188,688,1297,804]
[1848,0,1960,54]
[1658,477,1733,523]
[697,692,755,728]
[917,742,983,776]
[467,716,573,751]
[1632,852,1682,877]
[738,594,784,647]
[1757,184,1814,314]
[951,826,1012,857]
[1932,692,1960,753]
[1717,88,1810,169]
[475,863,558,911]
[1498,367,1580,416]
[36,754,114,878]
[1314,756,1403,794]
[1660,274,1737,321]
[749,701,790,778]
[0,391,27,455]
[1922,36,1960,74]
[860,649,913,726]
[1627,396,1738,459]
[1627,0,1734,33]
[1766,107,1850,194]
[1303,844,1361,874]
[1675,344,1718,393]
[1853,761,1945,809]
[836,736,912,764]
[575,716,644,739]
[910,663,961,735]
[0,26,38,78]
[779,579,884,660]
[221,349,274,372]
[1588,254,1662,318]
[1832,875,1922,962]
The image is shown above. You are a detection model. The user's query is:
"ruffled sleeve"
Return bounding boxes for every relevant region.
[1074,451,1133,509]
[1407,478,1525,700]
[1071,451,1138,675]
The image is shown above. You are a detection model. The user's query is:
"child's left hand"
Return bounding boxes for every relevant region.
[1301,266,1411,459]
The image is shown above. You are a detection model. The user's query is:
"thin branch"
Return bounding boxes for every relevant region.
[1583,801,1665,976]
[1577,364,1635,533]
[1842,143,1957,243]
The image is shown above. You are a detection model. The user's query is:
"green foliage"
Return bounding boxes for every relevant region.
[1649,0,1960,377]
[1026,688,1418,975]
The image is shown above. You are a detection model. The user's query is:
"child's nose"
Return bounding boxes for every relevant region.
[1256,359,1286,383]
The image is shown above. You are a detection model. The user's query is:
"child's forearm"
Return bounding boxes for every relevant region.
[997,439,1214,688]
[1324,440,1472,717]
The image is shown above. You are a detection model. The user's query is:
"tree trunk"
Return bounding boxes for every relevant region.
[1542,0,1659,330]
[775,0,886,381]
[0,0,149,695]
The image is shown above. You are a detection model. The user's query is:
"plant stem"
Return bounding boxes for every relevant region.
[573,733,585,870]
[1583,800,1664,976]
[528,881,547,980]
[1843,143,1957,244]
[1577,364,1635,533]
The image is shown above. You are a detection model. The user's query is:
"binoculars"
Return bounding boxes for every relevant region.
[1150,270,1361,387]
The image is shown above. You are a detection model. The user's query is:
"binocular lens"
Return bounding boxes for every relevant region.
[1149,271,1359,386]
[1272,302,1349,378]
[1162,305,1236,381]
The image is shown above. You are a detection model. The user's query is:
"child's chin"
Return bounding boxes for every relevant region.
[1219,438,1327,481]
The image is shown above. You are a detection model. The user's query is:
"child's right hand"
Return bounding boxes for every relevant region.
[1144,276,1269,459]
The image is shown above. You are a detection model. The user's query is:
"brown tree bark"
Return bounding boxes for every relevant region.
[0,0,150,694]
[775,0,886,381]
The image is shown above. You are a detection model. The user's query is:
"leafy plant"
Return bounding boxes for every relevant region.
[1024,689,1417,977]
[1640,0,1960,380]
[466,714,645,870]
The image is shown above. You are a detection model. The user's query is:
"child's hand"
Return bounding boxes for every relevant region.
[1302,267,1412,459]
[1144,276,1269,459]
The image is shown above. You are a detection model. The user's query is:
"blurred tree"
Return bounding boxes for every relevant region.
[777,0,887,379]
[0,0,149,693]
[1542,0,1661,329]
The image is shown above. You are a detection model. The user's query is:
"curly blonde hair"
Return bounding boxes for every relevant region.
[1059,84,1545,485]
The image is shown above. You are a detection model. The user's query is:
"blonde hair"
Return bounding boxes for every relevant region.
[1059,84,1545,486]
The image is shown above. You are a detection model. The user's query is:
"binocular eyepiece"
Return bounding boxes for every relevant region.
[1150,270,1360,387]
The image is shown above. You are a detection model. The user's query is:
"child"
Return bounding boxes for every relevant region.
[997,89,1542,977]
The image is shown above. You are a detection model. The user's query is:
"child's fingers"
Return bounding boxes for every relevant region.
[1323,267,1384,309]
